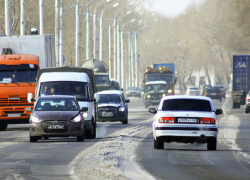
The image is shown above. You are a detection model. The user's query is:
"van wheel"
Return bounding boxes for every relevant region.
[93,122,96,138]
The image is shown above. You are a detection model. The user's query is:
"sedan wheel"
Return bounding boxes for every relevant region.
[154,137,164,149]
[207,137,217,150]
[30,135,38,142]
[122,118,128,124]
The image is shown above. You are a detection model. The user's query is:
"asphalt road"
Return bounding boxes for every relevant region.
[136,97,250,180]
[1,96,249,180]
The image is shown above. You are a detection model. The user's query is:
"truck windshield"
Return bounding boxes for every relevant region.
[95,75,109,85]
[0,68,37,83]
[39,81,89,101]
[146,84,166,92]
[147,75,173,83]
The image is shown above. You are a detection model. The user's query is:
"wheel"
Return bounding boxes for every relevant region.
[245,109,250,114]
[207,137,217,150]
[30,135,38,142]
[154,136,164,149]
[0,122,7,131]
[93,122,96,138]
[122,118,128,124]
[77,130,85,142]
[85,121,94,139]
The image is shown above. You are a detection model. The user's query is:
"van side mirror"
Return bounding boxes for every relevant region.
[125,98,130,103]
[27,93,35,103]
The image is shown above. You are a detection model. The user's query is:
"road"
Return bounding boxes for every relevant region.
[0,96,250,179]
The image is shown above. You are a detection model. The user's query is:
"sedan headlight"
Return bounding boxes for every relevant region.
[119,106,126,112]
[168,89,172,94]
[71,114,82,122]
[31,115,42,123]
[147,95,151,99]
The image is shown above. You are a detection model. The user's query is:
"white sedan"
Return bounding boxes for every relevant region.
[150,95,223,150]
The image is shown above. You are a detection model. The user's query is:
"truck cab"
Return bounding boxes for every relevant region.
[143,81,167,108]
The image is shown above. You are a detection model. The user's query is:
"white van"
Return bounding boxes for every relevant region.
[27,66,97,139]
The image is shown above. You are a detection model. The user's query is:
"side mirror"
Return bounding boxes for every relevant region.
[26,107,33,112]
[91,98,96,102]
[125,98,130,103]
[149,108,157,114]
[81,107,88,111]
[215,109,223,115]
[27,93,35,103]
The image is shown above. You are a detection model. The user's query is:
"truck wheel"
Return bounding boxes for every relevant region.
[154,137,164,149]
[0,122,7,131]
[207,137,217,150]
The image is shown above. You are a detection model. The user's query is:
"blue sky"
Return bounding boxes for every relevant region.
[150,0,199,17]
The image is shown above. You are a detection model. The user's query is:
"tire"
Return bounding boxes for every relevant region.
[207,137,217,150]
[245,109,250,114]
[30,135,38,142]
[154,136,164,149]
[0,122,7,131]
[85,121,94,139]
[92,122,96,138]
[122,118,128,124]
[77,130,85,142]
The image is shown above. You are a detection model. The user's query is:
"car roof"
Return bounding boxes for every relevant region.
[145,81,167,85]
[97,90,123,95]
[161,95,212,101]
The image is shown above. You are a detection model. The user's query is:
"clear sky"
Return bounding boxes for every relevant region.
[150,0,199,17]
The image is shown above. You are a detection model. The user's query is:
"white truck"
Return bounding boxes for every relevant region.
[27,66,97,139]
[0,35,56,68]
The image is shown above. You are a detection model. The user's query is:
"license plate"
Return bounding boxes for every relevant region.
[178,118,198,123]
[102,112,113,117]
[8,114,21,117]
[48,125,64,129]
[211,93,216,95]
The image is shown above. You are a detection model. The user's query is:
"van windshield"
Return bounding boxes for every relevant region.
[39,81,89,101]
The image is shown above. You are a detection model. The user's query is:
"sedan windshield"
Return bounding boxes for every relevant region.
[162,99,212,112]
[35,98,78,111]
[98,94,122,104]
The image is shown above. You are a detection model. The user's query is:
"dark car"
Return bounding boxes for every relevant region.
[214,85,226,98]
[200,85,212,96]
[95,90,130,124]
[205,87,222,102]
[28,95,88,142]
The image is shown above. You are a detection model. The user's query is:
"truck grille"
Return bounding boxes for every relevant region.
[0,97,29,105]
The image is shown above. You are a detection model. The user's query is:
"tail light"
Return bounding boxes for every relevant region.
[200,118,215,124]
[159,117,175,123]
[205,92,209,95]
[246,97,250,100]
[218,93,221,95]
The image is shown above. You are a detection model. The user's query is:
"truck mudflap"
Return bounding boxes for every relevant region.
[232,91,242,109]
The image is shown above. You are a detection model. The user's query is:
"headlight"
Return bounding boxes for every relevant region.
[31,115,41,123]
[83,111,88,118]
[162,94,166,97]
[71,114,82,122]
[147,95,151,98]
[119,107,125,111]
[168,89,172,94]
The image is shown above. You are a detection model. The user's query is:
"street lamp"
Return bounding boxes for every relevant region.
[93,0,111,59]
[99,2,119,61]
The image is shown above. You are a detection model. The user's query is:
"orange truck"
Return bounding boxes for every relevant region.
[0,35,55,131]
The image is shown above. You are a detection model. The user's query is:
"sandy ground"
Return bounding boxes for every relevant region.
[71,118,156,180]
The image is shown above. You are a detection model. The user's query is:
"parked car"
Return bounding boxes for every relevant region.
[245,91,250,113]
[186,86,200,96]
[126,86,141,98]
[149,95,223,150]
[214,85,226,98]
[95,90,130,124]
[28,95,88,142]
[205,87,222,102]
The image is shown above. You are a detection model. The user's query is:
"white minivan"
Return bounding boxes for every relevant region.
[27,66,97,139]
